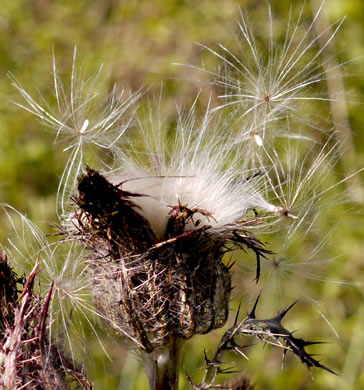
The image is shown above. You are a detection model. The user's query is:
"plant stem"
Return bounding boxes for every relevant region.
[144,338,183,390]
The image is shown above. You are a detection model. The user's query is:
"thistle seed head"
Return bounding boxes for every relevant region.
[71,168,268,352]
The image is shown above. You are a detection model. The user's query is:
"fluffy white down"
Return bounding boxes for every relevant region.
[106,105,278,239]
[109,172,263,239]
[108,142,273,239]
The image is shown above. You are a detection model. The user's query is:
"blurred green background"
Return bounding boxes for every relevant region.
[0,0,363,389]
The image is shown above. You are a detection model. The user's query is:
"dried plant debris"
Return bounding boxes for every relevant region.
[0,251,92,390]
[187,296,335,389]
[237,295,337,375]
[186,369,254,390]
[239,296,336,375]
[70,168,270,352]
[0,251,24,331]
[185,301,252,389]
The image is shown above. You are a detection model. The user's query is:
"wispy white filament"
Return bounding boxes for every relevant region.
[10,47,141,220]
[108,100,275,238]
[0,204,108,362]
[175,3,347,149]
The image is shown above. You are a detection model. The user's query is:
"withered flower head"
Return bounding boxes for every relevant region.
[0,251,91,390]
[72,167,270,352]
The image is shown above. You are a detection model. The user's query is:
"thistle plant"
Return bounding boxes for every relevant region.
[1,3,361,389]
[0,252,92,389]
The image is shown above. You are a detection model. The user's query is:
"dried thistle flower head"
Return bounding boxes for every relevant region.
[0,251,91,390]
[71,167,270,352]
